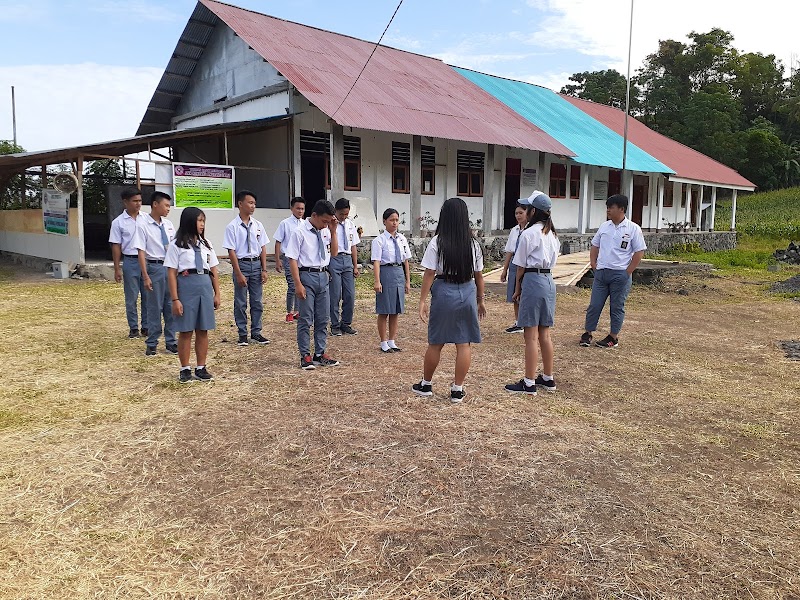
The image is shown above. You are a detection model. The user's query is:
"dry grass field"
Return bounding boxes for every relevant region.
[0,261,798,599]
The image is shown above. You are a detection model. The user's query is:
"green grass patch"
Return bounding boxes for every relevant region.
[715,187,800,240]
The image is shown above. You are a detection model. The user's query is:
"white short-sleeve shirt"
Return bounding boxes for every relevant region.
[273,215,303,246]
[336,218,361,254]
[371,231,412,264]
[134,213,176,260]
[109,211,141,256]
[164,240,220,272]
[512,223,560,269]
[591,218,647,270]
[223,215,268,258]
[421,235,484,275]
[283,219,332,268]
[504,224,523,254]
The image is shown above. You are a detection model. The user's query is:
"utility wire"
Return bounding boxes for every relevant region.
[330,0,404,120]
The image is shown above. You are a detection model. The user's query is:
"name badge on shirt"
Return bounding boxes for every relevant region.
[621,234,631,250]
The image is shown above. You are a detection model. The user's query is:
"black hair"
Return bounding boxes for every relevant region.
[335,198,350,211]
[434,197,478,284]
[121,188,142,201]
[525,206,557,237]
[382,208,399,221]
[290,196,305,207]
[311,199,335,216]
[606,194,628,212]
[150,191,171,205]
[175,206,212,250]
[236,189,257,204]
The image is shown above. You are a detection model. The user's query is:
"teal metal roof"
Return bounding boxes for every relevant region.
[454,67,673,174]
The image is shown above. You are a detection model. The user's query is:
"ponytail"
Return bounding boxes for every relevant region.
[525,207,557,237]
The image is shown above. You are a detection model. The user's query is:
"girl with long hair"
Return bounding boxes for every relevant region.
[165,207,221,383]
[504,191,560,395]
[500,202,528,333]
[413,197,486,402]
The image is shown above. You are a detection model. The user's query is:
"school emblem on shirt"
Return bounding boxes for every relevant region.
[621,234,631,250]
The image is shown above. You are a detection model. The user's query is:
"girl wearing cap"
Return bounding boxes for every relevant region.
[500,202,528,334]
[413,197,486,403]
[504,191,560,396]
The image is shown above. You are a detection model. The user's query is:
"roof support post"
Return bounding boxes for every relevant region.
[656,176,664,231]
[330,123,344,202]
[709,186,717,231]
[586,167,593,231]
[410,135,422,237]
[730,189,737,231]
[75,155,85,265]
[577,164,589,234]
[696,185,704,230]
[483,144,495,234]
[684,183,692,225]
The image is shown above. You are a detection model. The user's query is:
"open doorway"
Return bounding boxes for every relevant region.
[300,154,327,216]
[503,158,521,229]
[631,175,648,225]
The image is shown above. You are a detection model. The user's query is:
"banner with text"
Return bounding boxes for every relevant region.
[42,189,70,235]
[173,163,235,209]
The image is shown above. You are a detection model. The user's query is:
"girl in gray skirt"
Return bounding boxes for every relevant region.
[165,207,221,384]
[413,197,486,403]
[504,191,560,396]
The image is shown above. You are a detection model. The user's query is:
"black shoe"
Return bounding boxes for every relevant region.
[237,336,249,346]
[129,328,140,339]
[300,355,316,370]
[330,327,343,336]
[450,389,466,403]
[194,367,213,381]
[412,381,433,397]
[390,346,402,352]
[579,332,592,347]
[165,344,178,355]
[313,353,340,367]
[145,345,157,357]
[340,324,358,335]
[595,335,619,348]
[505,379,537,395]
[535,374,557,392]
[178,369,193,384]
[140,328,149,337]
[505,325,524,333]
[251,333,270,345]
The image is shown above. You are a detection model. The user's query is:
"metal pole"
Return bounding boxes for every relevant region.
[621,0,634,172]
[11,86,17,146]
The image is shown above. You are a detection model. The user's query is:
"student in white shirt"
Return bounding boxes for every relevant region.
[165,207,221,384]
[134,191,176,356]
[109,188,148,338]
[284,199,341,370]
[223,190,270,346]
[371,209,412,353]
[413,197,486,403]
[505,191,561,396]
[329,198,361,336]
[273,197,306,323]
[500,203,528,333]
[580,194,646,348]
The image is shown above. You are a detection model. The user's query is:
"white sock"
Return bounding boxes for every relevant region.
[524,377,536,387]
[196,365,205,370]
[380,341,390,351]
[180,366,191,371]
[422,379,432,386]
[542,374,553,381]
[451,383,463,392]
[387,339,398,349]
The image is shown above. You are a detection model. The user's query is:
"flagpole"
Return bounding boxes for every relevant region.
[622,0,634,172]
[11,86,17,146]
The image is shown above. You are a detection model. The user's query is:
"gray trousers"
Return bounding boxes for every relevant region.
[144,262,175,347]
[584,268,632,335]
[282,255,297,313]
[233,259,264,337]
[329,254,355,329]
[122,255,148,331]
[297,270,330,357]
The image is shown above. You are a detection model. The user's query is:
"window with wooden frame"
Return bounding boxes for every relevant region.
[680,183,687,207]
[392,141,410,193]
[343,136,361,191]
[569,165,580,197]
[663,181,674,207]
[300,130,360,191]
[457,150,484,197]
[421,145,435,194]
[608,169,622,197]
[549,163,567,198]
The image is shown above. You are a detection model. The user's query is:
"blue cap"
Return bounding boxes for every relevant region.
[518,190,552,212]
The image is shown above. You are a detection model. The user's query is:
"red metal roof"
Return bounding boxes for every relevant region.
[562,95,755,189]
[199,0,573,156]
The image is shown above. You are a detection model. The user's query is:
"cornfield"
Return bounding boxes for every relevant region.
[715,187,800,239]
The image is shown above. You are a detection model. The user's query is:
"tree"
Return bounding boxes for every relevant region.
[560,69,638,111]
[0,141,27,209]
[730,52,785,124]
[731,119,788,191]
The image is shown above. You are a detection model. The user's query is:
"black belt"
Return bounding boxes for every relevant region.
[123,254,138,258]
[238,257,259,261]
[337,252,351,256]
[147,259,164,264]
[524,267,551,274]
[299,266,328,272]
[180,269,209,275]
[383,263,402,267]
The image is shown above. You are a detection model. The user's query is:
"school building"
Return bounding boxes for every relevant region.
[0,0,755,268]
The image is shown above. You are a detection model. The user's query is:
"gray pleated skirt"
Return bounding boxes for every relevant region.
[174,273,216,332]
[376,264,405,314]
[517,271,556,328]
[428,279,481,345]
[506,263,518,302]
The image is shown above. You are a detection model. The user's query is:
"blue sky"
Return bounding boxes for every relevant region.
[1,0,797,150]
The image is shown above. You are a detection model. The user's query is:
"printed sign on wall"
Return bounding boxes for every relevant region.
[42,189,69,235]
[172,162,235,209]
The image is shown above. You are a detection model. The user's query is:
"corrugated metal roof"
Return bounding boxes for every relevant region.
[455,68,672,174]
[563,95,756,189]
[197,0,574,156]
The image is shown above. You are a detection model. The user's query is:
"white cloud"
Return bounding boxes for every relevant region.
[0,0,48,22]
[0,64,162,151]
[85,0,184,23]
